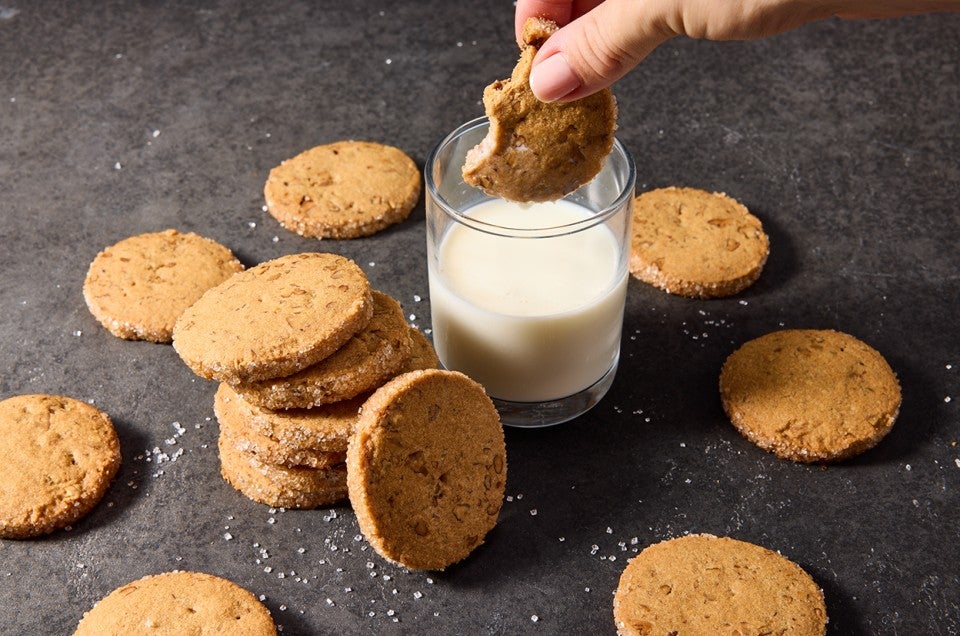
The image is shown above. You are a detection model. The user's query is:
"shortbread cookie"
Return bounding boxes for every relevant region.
[173,252,373,383]
[215,385,345,468]
[0,394,121,539]
[219,436,347,509]
[74,571,275,635]
[216,383,360,453]
[630,187,769,298]
[264,141,421,239]
[720,329,901,463]
[232,291,412,409]
[614,534,826,636]
[400,327,440,373]
[462,18,617,202]
[347,369,506,570]
[83,229,243,342]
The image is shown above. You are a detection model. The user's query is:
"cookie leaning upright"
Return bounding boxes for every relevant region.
[74,571,276,635]
[83,229,243,343]
[719,329,901,462]
[613,534,827,636]
[462,17,617,203]
[172,252,373,383]
[347,369,507,570]
[264,141,421,239]
[0,394,121,539]
[630,187,769,298]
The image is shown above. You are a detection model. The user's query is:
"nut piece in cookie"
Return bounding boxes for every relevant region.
[264,141,421,239]
[462,17,617,203]
[719,329,901,463]
[630,187,769,298]
[347,369,507,570]
[614,534,827,636]
[0,394,121,539]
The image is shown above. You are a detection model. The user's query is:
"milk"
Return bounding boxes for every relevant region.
[429,199,627,403]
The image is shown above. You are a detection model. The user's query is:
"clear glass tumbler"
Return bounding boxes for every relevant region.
[425,117,635,427]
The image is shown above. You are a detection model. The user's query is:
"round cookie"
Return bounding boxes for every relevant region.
[74,571,275,635]
[462,18,617,203]
[216,383,360,453]
[347,369,506,570]
[264,141,420,239]
[613,534,827,636]
[215,385,346,469]
[0,394,121,539]
[630,187,769,298]
[399,326,440,373]
[232,291,412,409]
[719,329,901,463]
[172,252,373,383]
[83,229,243,343]
[219,435,347,509]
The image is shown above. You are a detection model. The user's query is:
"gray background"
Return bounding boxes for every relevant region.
[1,1,958,634]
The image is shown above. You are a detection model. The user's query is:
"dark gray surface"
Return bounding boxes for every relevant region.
[1,1,958,634]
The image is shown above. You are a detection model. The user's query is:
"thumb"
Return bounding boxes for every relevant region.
[529,0,675,102]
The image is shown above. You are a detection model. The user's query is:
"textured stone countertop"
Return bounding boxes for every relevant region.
[1,1,958,634]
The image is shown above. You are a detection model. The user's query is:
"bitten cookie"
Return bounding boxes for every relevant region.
[347,369,506,570]
[613,534,827,636]
[462,18,617,202]
[74,571,276,635]
[232,291,412,409]
[0,394,121,539]
[264,141,421,239]
[219,435,347,509]
[172,252,373,383]
[83,229,243,342]
[630,187,769,298]
[719,329,901,463]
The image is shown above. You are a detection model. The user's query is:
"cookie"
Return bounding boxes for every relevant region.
[613,534,826,636]
[74,571,275,635]
[400,326,440,373]
[232,291,412,409]
[462,17,617,203]
[264,141,421,239]
[219,435,347,509]
[347,369,506,570]
[215,384,346,468]
[719,329,901,463]
[172,252,373,383]
[83,229,243,342]
[0,394,121,539]
[629,187,769,298]
[216,383,360,453]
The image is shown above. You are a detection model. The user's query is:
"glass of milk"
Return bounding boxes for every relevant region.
[425,117,635,428]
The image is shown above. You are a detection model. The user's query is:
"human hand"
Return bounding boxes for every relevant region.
[516,0,960,102]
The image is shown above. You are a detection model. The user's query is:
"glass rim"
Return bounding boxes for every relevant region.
[424,116,636,238]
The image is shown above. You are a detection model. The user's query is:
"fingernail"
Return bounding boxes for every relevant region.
[529,53,581,102]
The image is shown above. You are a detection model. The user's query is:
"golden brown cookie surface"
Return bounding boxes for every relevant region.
[399,326,440,373]
[630,187,769,298]
[172,252,373,383]
[614,534,827,636]
[74,571,276,636]
[232,291,412,409]
[219,435,347,509]
[264,141,420,239]
[347,369,506,570]
[720,329,901,462]
[83,229,243,342]
[462,18,617,202]
[0,394,121,539]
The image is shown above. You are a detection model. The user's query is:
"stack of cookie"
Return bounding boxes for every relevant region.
[172,252,438,509]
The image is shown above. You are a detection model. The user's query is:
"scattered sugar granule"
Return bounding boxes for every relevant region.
[530,509,537,516]
[606,527,613,534]
[114,162,122,170]
[223,532,233,541]
[385,58,392,65]
[531,615,539,623]
[954,458,960,468]
[152,129,160,138]
[413,591,423,600]
[946,397,953,403]
[248,221,257,229]
[413,295,422,302]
